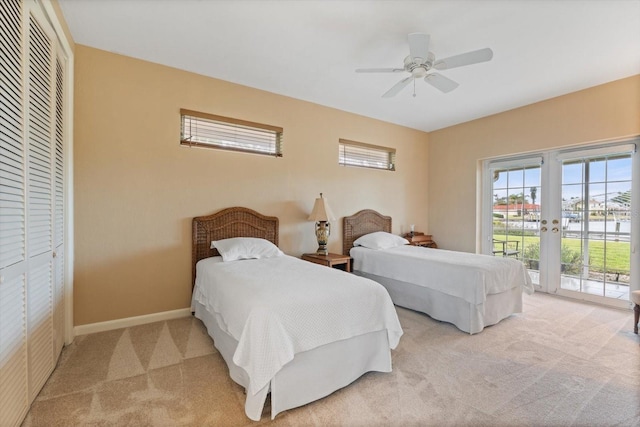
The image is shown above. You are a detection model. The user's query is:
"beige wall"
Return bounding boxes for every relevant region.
[73,45,429,325]
[428,75,640,253]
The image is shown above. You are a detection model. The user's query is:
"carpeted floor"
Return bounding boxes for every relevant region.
[23,293,640,426]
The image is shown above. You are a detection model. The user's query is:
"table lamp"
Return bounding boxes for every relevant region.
[307,193,336,255]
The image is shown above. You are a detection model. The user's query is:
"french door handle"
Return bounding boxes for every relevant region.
[541,227,548,232]
[552,227,559,233]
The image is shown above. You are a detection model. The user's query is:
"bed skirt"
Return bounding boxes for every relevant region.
[193,300,392,420]
[354,271,523,334]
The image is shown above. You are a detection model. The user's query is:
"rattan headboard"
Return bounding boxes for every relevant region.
[192,207,279,286]
[342,209,392,255]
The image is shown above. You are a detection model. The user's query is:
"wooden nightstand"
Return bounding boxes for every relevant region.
[301,253,351,272]
[403,232,438,248]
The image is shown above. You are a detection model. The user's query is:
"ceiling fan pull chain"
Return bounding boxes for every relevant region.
[413,79,417,97]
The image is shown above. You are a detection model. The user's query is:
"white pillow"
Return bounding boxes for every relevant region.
[211,237,283,262]
[353,231,409,250]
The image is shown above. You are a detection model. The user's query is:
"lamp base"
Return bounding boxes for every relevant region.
[315,221,331,256]
[316,246,329,256]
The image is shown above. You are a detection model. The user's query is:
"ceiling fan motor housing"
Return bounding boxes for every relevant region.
[404,52,435,78]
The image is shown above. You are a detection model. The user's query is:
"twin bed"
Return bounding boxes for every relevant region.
[343,209,534,335]
[190,207,402,421]
[191,206,533,421]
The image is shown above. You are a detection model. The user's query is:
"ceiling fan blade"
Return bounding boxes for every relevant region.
[408,33,430,63]
[355,68,405,73]
[424,73,459,93]
[433,47,493,70]
[382,76,414,98]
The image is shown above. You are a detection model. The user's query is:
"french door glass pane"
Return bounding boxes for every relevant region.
[560,154,632,300]
[492,165,541,285]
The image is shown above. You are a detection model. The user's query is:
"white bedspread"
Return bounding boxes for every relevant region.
[351,246,534,304]
[192,255,403,396]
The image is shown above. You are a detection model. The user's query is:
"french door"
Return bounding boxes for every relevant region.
[485,156,543,286]
[483,141,638,309]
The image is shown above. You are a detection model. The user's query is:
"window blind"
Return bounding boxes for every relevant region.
[180,109,283,157]
[488,156,543,171]
[556,142,636,163]
[339,139,396,171]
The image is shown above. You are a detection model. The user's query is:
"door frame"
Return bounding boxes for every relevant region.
[39,0,75,344]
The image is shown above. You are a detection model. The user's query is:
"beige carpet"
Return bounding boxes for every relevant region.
[23,293,640,426]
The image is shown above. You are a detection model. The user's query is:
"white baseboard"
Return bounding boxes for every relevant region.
[73,307,193,337]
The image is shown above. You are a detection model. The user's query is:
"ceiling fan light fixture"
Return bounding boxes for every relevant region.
[411,67,428,78]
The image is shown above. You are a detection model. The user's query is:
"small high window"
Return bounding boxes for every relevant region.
[339,139,396,171]
[180,109,283,157]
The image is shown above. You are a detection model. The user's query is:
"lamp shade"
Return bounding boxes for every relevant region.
[307,193,336,222]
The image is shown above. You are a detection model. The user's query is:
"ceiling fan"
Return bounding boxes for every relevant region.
[356,33,493,98]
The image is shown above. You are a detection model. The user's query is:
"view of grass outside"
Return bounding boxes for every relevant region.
[493,232,631,278]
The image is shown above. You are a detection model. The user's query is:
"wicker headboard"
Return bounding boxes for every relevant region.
[342,209,392,255]
[192,207,279,286]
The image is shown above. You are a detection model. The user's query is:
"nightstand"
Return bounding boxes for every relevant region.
[301,253,351,272]
[403,232,438,248]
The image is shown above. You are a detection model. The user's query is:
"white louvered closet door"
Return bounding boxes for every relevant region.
[0,0,29,425]
[53,54,65,356]
[0,1,66,425]
[26,4,56,401]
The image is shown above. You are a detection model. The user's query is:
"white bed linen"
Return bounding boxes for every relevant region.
[191,255,403,398]
[355,271,522,334]
[193,298,391,420]
[351,245,534,304]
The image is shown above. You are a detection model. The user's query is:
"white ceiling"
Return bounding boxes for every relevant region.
[58,0,640,133]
